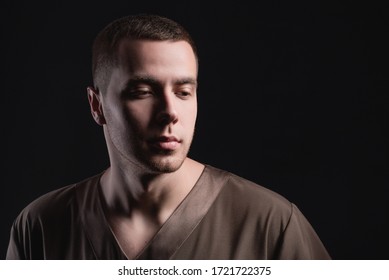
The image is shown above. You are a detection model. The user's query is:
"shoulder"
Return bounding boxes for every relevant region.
[196,165,331,259]
[204,164,293,219]
[13,173,103,225]
[205,164,291,206]
[7,173,103,259]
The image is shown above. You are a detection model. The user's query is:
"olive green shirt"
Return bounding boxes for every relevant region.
[6,165,331,259]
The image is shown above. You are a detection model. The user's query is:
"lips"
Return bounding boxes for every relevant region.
[149,136,181,151]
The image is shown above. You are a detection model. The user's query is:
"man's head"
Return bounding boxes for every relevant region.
[92,14,198,94]
[88,14,199,174]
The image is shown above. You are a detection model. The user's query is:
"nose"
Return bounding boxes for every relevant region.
[156,92,178,125]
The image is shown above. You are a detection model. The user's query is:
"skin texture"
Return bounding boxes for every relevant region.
[86,39,204,258]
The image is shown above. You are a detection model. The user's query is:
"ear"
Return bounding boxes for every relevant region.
[87,86,106,125]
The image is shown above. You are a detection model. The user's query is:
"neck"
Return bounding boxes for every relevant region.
[100,158,204,223]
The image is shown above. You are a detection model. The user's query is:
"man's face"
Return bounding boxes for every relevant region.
[101,39,198,173]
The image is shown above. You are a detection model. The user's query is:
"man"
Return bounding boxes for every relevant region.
[6,14,331,259]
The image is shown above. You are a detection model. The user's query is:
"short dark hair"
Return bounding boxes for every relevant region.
[91,14,198,93]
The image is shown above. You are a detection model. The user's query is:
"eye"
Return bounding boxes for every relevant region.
[176,91,191,98]
[123,88,154,100]
[175,87,194,99]
[133,90,153,98]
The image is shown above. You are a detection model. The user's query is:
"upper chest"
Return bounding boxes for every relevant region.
[108,211,162,259]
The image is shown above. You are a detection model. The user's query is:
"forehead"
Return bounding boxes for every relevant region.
[115,39,197,74]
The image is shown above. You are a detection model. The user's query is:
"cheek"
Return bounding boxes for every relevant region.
[123,105,153,130]
[183,103,197,125]
[102,101,122,126]
[102,102,139,132]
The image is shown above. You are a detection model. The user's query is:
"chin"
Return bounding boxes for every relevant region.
[147,155,186,174]
[135,144,189,174]
[151,160,183,173]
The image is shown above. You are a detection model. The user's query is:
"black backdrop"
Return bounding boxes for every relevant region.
[1,0,388,259]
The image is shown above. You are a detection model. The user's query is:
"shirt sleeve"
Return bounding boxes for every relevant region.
[275,203,331,259]
[6,220,25,260]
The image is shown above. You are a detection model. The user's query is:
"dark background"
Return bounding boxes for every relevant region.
[1,0,388,259]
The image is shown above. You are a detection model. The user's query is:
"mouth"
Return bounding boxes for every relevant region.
[148,136,181,151]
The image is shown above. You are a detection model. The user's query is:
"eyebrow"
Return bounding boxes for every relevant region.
[124,75,197,88]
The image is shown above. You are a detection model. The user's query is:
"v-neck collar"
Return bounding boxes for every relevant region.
[76,165,228,259]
